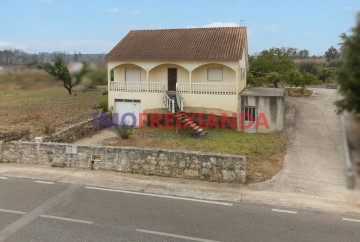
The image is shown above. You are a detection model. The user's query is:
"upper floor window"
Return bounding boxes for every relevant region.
[207,68,223,81]
[110,69,114,82]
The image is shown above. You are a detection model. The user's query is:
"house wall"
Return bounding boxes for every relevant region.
[114,64,147,82]
[192,64,236,83]
[238,50,247,91]
[181,93,238,114]
[238,95,285,132]
[149,64,189,83]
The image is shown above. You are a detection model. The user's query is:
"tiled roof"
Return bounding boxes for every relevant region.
[105,27,247,61]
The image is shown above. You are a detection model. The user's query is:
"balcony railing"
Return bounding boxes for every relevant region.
[110,81,164,92]
[177,83,236,95]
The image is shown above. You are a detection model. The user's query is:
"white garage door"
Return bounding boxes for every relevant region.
[115,99,141,127]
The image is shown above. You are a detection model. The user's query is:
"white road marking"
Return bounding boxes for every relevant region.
[40,215,93,225]
[0,209,26,215]
[35,181,54,184]
[136,229,220,242]
[272,208,297,214]
[343,218,360,223]
[86,186,233,206]
[0,177,8,180]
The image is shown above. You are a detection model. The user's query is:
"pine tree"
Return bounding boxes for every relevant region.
[336,13,360,116]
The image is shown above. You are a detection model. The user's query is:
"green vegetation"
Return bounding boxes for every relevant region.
[336,13,360,116]
[41,57,90,95]
[115,127,286,158]
[249,48,319,92]
[116,124,134,139]
[113,128,287,182]
[87,68,107,86]
[98,97,108,113]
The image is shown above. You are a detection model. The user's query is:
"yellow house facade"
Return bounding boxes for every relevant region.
[106,27,250,130]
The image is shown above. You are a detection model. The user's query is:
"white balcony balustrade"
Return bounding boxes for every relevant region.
[110,82,164,92]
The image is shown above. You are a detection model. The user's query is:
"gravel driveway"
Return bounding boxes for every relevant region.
[243,88,357,211]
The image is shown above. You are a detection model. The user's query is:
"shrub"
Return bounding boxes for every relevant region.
[87,69,107,86]
[102,90,108,95]
[44,123,56,135]
[98,98,108,113]
[116,124,134,139]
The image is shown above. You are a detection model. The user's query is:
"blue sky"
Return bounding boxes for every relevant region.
[0,0,359,55]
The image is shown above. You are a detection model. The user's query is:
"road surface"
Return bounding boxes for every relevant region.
[0,176,359,242]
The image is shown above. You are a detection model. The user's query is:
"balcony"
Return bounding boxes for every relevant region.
[110,81,237,95]
[177,83,236,95]
[110,81,164,93]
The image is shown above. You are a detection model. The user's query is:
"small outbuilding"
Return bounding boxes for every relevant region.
[239,87,285,133]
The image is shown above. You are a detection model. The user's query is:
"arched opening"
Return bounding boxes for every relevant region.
[192,63,236,83]
[149,63,190,91]
[110,63,147,92]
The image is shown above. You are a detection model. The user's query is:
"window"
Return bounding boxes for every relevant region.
[207,68,223,81]
[110,69,114,82]
[125,68,141,82]
[243,106,257,121]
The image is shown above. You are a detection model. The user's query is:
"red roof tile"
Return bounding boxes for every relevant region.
[105,27,247,61]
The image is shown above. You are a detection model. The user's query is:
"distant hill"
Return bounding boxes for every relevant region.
[0,49,106,65]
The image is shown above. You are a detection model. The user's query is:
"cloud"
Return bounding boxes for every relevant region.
[131,9,140,16]
[343,6,360,12]
[187,22,241,28]
[0,40,27,50]
[263,24,279,33]
[0,39,115,53]
[108,8,120,14]
[203,22,240,28]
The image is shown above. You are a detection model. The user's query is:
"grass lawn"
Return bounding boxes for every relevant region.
[0,86,105,137]
[111,128,287,183]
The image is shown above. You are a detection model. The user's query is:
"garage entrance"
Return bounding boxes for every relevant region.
[115,99,141,126]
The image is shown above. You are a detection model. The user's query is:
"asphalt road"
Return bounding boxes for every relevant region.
[0,177,359,242]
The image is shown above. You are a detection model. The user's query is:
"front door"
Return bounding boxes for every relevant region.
[167,68,177,91]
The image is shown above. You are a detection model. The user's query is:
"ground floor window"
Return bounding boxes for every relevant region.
[243,106,257,121]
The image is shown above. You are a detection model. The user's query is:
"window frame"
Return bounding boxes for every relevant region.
[243,106,257,122]
[207,68,223,81]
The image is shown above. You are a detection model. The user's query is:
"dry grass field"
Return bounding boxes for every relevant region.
[0,71,105,138]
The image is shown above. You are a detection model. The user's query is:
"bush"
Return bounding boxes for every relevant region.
[87,69,107,86]
[102,90,108,95]
[98,98,108,113]
[44,123,56,135]
[116,124,134,139]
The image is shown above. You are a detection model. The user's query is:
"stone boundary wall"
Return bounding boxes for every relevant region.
[0,129,30,142]
[43,115,108,143]
[0,141,246,183]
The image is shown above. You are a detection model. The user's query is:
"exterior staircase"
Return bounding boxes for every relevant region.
[163,88,207,137]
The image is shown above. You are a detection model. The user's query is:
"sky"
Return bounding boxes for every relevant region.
[0,0,359,56]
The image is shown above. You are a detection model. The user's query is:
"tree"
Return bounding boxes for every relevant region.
[299,61,318,75]
[264,72,282,88]
[336,13,360,115]
[285,70,302,88]
[325,46,339,62]
[298,49,310,58]
[249,48,294,87]
[41,57,89,95]
[299,73,317,94]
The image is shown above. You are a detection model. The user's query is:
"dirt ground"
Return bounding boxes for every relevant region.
[0,72,105,138]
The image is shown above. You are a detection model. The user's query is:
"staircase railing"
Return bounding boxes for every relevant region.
[175,83,184,112]
[163,87,175,113]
